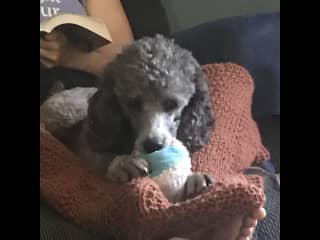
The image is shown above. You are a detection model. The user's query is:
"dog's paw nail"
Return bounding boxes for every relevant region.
[204,174,215,185]
[141,168,149,176]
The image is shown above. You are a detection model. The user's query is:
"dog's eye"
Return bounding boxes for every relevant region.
[174,116,181,122]
[163,99,178,112]
[128,97,143,112]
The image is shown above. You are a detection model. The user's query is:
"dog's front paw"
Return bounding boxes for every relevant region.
[185,172,215,199]
[106,155,149,183]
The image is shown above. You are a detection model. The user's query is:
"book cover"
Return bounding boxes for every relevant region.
[40,13,112,52]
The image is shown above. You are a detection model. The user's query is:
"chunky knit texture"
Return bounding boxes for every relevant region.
[40,63,270,240]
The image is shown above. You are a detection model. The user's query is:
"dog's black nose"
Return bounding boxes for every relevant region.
[143,138,163,153]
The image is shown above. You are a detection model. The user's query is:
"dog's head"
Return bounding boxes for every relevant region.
[88,35,214,155]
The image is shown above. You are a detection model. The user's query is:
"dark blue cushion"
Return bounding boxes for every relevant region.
[172,13,280,117]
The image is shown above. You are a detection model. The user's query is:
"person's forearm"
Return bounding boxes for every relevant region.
[61,0,133,75]
[85,0,134,67]
[49,0,135,76]
[85,0,133,44]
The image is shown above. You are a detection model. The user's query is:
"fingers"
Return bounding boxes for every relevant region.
[40,48,58,61]
[40,37,59,52]
[243,218,258,228]
[252,207,266,220]
[40,31,67,66]
[41,31,66,45]
[42,31,60,41]
[40,49,58,68]
[238,208,266,240]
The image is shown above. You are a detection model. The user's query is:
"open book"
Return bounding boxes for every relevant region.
[40,13,112,51]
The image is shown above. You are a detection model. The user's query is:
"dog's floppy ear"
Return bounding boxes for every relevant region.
[177,68,215,153]
[86,78,134,155]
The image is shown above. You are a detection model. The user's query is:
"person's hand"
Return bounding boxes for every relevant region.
[40,31,94,72]
[40,31,68,68]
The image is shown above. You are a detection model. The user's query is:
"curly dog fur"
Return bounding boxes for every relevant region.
[41,34,215,201]
[88,34,214,155]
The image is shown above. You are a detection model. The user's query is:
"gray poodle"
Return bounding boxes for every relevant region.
[41,34,215,201]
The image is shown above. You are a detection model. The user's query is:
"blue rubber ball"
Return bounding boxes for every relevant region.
[143,145,189,177]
